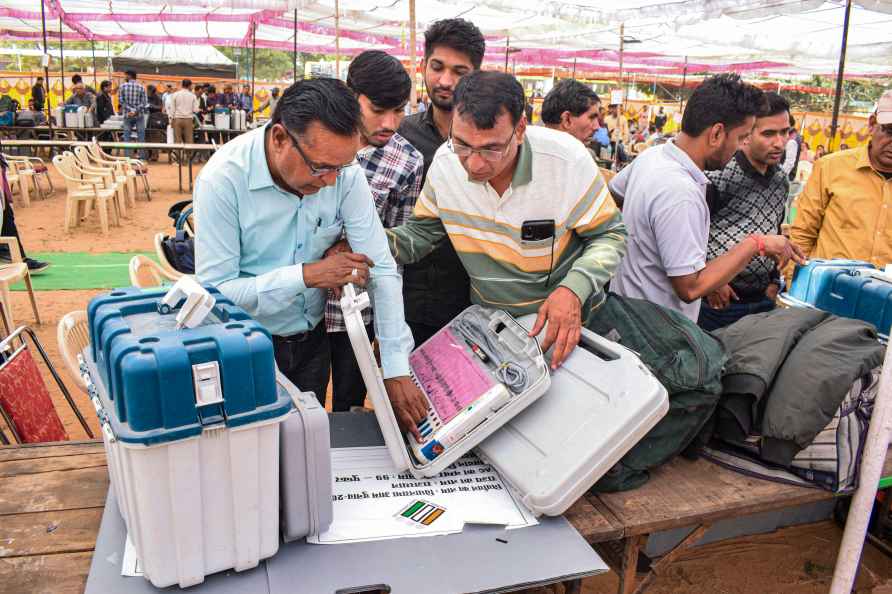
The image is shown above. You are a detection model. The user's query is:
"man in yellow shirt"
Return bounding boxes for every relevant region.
[604,103,629,154]
[788,90,892,281]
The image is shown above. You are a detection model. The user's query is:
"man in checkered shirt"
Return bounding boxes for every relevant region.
[700,92,793,331]
[119,70,149,159]
[324,50,424,411]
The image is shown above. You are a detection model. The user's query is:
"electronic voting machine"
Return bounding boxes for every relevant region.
[341,284,551,478]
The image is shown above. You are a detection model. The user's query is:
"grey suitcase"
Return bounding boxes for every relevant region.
[476,316,669,516]
[278,371,333,542]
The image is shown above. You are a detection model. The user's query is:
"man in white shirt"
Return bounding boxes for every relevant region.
[610,74,804,322]
[168,79,200,145]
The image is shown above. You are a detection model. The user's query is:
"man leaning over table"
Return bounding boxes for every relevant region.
[194,78,428,438]
[386,71,627,369]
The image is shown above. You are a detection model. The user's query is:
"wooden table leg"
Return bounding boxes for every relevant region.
[630,524,710,594]
[619,535,645,594]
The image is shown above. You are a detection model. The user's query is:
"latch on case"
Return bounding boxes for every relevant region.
[192,362,226,426]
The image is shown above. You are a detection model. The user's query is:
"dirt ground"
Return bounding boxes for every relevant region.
[6,159,892,593]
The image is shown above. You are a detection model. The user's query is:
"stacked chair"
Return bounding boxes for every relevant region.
[52,151,124,235]
[87,140,151,202]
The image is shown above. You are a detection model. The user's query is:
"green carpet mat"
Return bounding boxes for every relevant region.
[10,251,156,291]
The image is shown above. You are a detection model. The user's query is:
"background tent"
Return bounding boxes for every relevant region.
[112,43,236,78]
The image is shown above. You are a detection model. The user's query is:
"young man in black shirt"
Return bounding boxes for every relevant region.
[396,18,485,345]
[700,92,793,331]
[31,77,45,112]
[95,80,115,125]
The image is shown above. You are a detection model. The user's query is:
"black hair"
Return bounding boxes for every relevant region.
[648,124,656,133]
[72,74,82,84]
[125,70,137,79]
[681,73,765,136]
[272,87,280,95]
[758,91,790,118]
[789,113,796,128]
[207,85,216,94]
[347,50,411,109]
[182,79,192,88]
[424,18,485,69]
[453,71,525,129]
[271,77,360,138]
[540,79,600,125]
[100,80,111,91]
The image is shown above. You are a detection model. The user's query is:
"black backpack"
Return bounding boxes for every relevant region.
[161,229,195,274]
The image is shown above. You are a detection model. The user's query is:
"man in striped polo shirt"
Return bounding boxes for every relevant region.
[387,71,627,369]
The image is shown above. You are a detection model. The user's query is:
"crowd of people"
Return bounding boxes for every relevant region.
[189,17,892,488]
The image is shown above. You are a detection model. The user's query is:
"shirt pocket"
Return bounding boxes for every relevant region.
[309,222,345,259]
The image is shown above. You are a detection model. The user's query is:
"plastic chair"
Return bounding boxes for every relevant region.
[0,236,41,335]
[129,255,167,288]
[0,326,94,443]
[70,147,130,219]
[153,232,186,282]
[4,153,49,199]
[4,158,33,207]
[56,310,90,394]
[88,141,151,201]
[52,153,120,235]
[73,145,133,213]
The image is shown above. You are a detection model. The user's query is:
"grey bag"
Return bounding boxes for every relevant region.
[278,371,333,542]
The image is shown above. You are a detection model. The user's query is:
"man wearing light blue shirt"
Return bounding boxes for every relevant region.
[195,78,427,437]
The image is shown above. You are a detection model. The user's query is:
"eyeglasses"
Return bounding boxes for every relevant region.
[447,127,518,162]
[880,124,892,137]
[280,125,356,177]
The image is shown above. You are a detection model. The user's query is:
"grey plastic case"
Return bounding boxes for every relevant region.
[340,284,551,478]
[476,316,669,516]
[278,371,333,542]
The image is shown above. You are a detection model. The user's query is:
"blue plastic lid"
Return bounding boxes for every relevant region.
[88,286,291,445]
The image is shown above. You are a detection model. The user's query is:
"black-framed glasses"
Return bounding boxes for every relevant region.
[280,125,356,177]
[447,126,518,163]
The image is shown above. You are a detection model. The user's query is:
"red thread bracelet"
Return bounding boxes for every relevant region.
[749,234,765,257]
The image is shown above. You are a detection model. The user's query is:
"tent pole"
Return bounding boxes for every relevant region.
[91,41,97,89]
[504,35,509,72]
[335,0,341,79]
[59,15,65,102]
[107,40,112,82]
[250,21,256,112]
[828,0,852,153]
[39,0,53,131]
[293,8,298,82]
[619,23,625,106]
[409,0,417,113]
[572,57,576,80]
[679,56,687,110]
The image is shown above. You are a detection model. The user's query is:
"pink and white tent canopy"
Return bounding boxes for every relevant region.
[0,0,890,77]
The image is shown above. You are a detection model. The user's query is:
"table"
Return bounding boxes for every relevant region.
[0,125,122,142]
[0,429,619,593]
[587,453,892,594]
[0,139,218,193]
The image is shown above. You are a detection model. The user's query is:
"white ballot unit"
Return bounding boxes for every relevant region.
[342,284,668,515]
